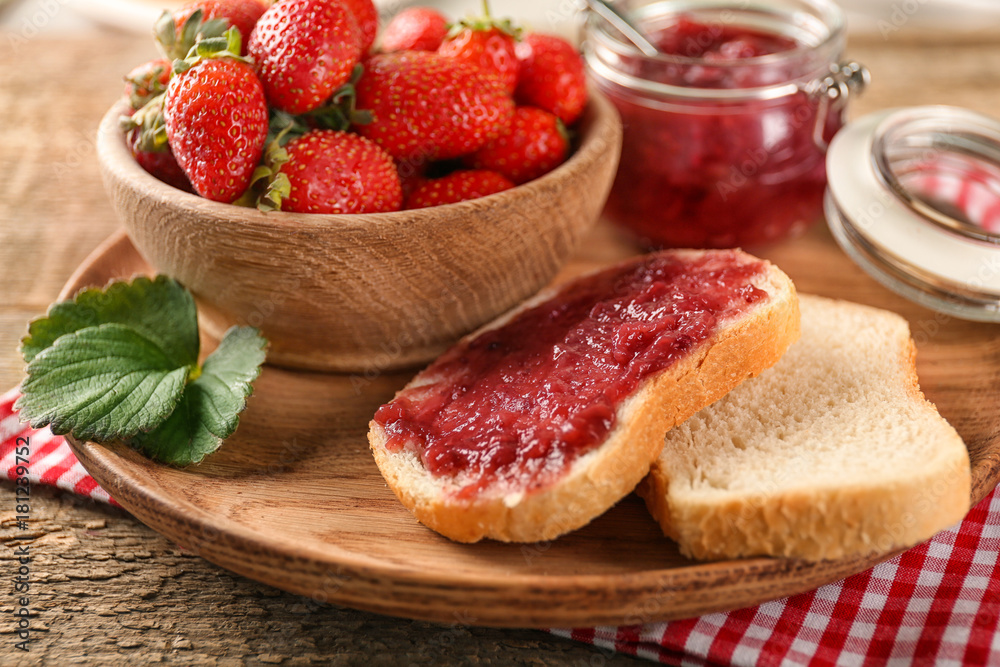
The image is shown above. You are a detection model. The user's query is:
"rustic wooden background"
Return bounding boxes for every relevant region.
[1,17,999,667]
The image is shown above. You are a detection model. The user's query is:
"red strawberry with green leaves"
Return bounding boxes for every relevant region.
[248,0,362,114]
[405,169,514,209]
[262,130,401,214]
[515,33,587,125]
[156,0,266,59]
[437,0,520,94]
[123,59,172,112]
[343,0,379,53]
[380,7,448,52]
[172,0,267,47]
[164,30,269,203]
[127,128,193,193]
[120,90,191,190]
[355,51,514,162]
[466,106,568,184]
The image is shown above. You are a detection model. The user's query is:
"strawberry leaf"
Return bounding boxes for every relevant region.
[154,10,181,59]
[15,275,268,467]
[155,8,230,61]
[20,275,198,366]
[130,326,267,466]
[234,126,292,211]
[16,324,191,441]
[173,27,246,74]
[119,93,169,153]
[266,110,310,147]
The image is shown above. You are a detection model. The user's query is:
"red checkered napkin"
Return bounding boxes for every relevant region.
[552,488,1000,665]
[1,387,116,505]
[3,385,999,665]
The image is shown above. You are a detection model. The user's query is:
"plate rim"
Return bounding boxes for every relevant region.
[63,229,989,628]
[69,430,905,626]
[70,431,891,587]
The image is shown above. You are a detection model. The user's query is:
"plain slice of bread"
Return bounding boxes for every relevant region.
[369,250,801,543]
[638,295,972,561]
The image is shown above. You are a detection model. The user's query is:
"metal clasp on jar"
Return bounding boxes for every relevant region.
[809,61,871,150]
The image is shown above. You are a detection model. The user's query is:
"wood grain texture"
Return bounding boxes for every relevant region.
[65,225,1000,628]
[0,487,636,667]
[97,95,622,373]
[2,26,1000,665]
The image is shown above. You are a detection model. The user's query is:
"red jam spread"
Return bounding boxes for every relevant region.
[373,251,769,499]
[598,16,841,248]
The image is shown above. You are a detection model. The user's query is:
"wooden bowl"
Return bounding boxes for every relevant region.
[96,94,622,372]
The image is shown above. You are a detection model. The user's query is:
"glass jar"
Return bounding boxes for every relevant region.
[825,106,1000,321]
[584,0,867,249]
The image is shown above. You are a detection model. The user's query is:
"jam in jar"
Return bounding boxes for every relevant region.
[585,0,867,248]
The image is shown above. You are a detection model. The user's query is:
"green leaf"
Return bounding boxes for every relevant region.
[130,326,267,466]
[153,10,178,59]
[21,275,199,366]
[15,324,190,441]
[16,275,267,467]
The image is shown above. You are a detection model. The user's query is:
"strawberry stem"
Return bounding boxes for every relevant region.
[234,123,294,211]
[193,26,242,59]
[173,27,246,74]
[267,110,310,146]
[445,1,521,40]
[293,64,373,131]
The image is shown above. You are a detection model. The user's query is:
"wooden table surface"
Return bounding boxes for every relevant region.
[1,23,999,666]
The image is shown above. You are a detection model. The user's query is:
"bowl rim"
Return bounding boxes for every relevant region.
[98,90,623,230]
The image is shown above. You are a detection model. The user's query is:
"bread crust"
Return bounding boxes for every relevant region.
[369,251,800,543]
[637,295,972,561]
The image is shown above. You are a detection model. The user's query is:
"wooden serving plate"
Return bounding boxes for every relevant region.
[66,224,1000,628]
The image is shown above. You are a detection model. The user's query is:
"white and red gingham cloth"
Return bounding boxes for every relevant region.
[3,385,999,665]
[1,387,117,506]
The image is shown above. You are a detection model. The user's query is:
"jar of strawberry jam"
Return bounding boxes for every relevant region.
[584,0,867,248]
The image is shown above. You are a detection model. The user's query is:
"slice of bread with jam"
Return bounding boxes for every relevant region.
[369,250,799,543]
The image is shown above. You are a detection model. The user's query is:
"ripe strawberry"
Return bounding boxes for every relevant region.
[173,0,267,45]
[515,33,587,125]
[355,51,514,162]
[127,128,193,193]
[164,49,268,203]
[437,1,520,94]
[466,106,568,184]
[120,88,191,189]
[122,58,172,112]
[380,7,448,52]
[157,0,266,58]
[249,0,362,114]
[405,169,514,209]
[343,0,379,53]
[278,130,402,214]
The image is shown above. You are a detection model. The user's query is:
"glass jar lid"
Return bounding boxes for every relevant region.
[825,105,1000,321]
